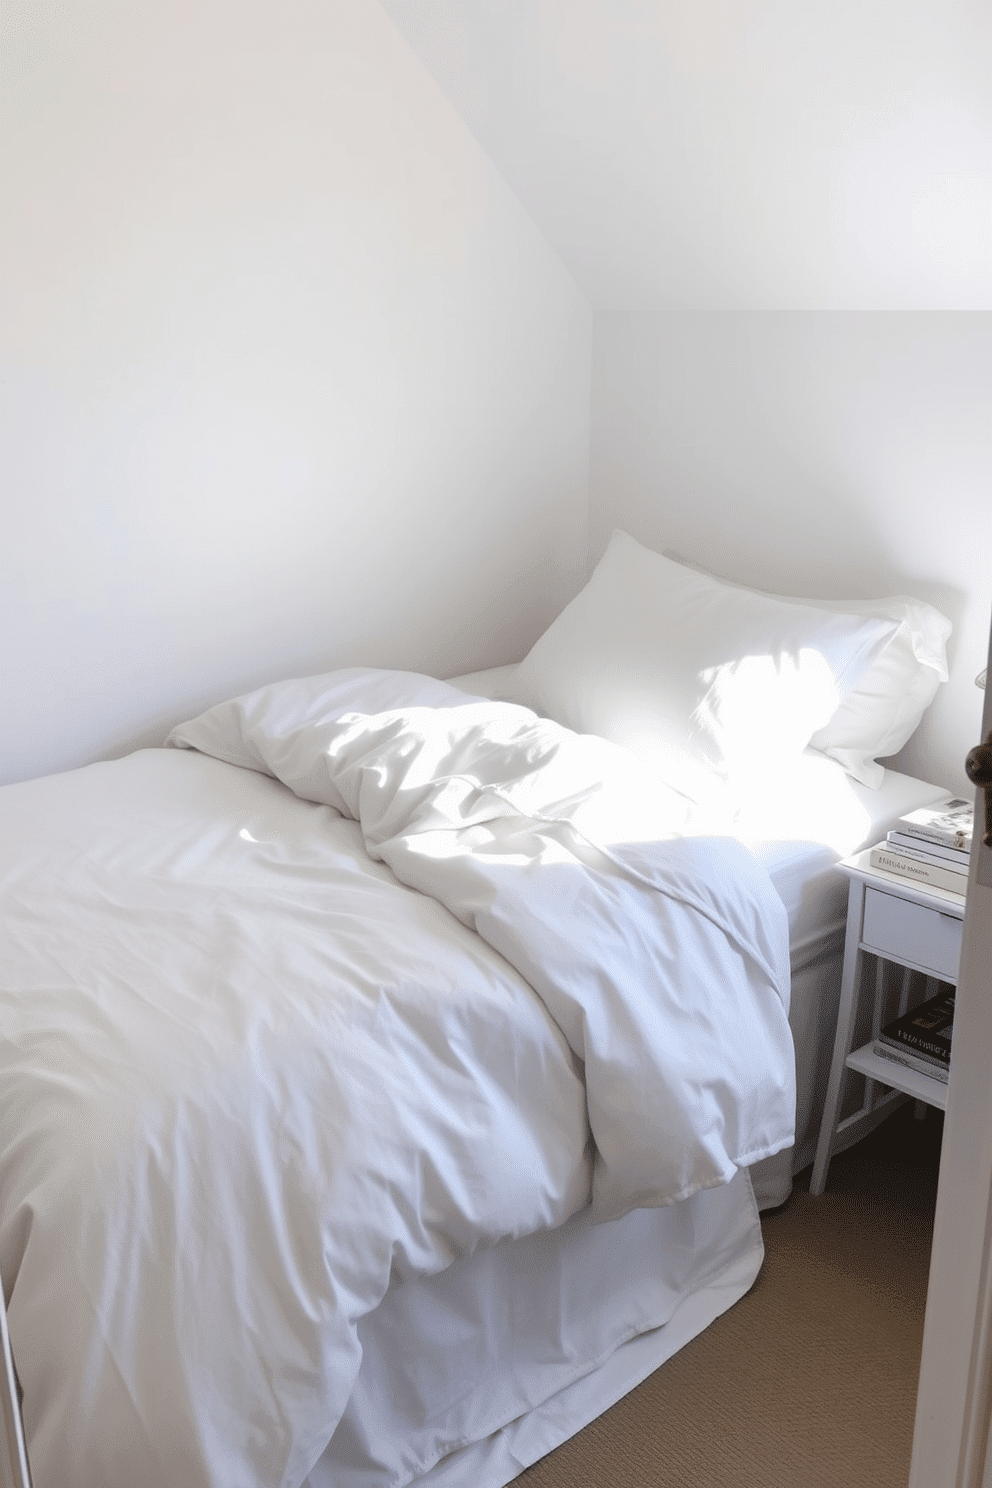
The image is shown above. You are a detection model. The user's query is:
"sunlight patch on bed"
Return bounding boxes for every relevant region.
[697,646,844,773]
[727,750,875,857]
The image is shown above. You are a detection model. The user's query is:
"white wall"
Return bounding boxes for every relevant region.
[0,0,591,787]
[384,0,992,312]
[591,313,992,794]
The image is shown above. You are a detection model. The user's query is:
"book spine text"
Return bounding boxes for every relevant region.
[872,1041,949,1083]
[869,847,967,896]
[899,824,972,851]
[886,832,970,867]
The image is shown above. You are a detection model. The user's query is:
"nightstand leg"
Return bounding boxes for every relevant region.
[810,882,865,1196]
[0,1283,30,1488]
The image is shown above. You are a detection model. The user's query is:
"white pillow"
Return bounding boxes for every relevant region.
[661,555,952,789]
[804,596,950,787]
[513,531,900,804]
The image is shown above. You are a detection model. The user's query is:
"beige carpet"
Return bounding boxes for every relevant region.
[518,1103,942,1488]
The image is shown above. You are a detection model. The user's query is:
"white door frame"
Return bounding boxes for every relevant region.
[909,610,992,1488]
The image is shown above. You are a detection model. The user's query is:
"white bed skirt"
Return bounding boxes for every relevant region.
[309,1168,762,1488]
[748,920,848,1207]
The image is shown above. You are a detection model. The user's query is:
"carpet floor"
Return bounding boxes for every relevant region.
[517,1102,943,1488]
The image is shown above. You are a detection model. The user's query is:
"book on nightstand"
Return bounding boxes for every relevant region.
[872,988,954,1082]
[869,844,968,896]
[885,830,970,867]
[894,798,973,852]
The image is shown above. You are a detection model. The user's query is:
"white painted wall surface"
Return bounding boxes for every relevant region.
[0,0,590,787]
[384,0,992,311]
[591,313,992,794]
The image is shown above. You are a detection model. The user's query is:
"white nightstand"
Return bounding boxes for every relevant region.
[809,847,965,1196]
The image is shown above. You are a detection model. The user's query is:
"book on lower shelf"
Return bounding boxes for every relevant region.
[871,1039,950,1084]
[876,988,953,1082]
[869,844,968,896]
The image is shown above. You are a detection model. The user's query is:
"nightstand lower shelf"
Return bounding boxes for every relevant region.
[846,1044,948,1112]
[810,845,962,1196]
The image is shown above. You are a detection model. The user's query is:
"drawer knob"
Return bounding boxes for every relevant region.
[965,732,992,847]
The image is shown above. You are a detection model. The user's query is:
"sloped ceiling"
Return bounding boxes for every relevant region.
[381,0,992,309]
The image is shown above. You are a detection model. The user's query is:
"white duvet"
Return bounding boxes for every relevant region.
[0,669,794,1488]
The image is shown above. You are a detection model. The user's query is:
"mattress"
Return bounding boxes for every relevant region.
[449,665,947,1199]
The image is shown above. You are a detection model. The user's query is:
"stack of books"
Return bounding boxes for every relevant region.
[873,988,954,1083]
[869,797,972,896]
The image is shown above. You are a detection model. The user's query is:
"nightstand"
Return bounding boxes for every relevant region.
[809,847,965,1196]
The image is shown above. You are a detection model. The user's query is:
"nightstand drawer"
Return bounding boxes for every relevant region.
[862,886,962,980]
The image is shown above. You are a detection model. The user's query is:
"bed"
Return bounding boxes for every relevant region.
[0,532,952,1487]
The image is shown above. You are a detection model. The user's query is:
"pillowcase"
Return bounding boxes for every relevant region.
[513,531,901,804]
[804,596,950,787]
[661,555,952,789]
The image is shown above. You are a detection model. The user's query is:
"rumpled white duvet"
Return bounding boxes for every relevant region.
[0,668,795,1488]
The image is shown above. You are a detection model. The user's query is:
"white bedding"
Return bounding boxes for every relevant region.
[0,668,795,1488]
[450,665,947,1195]
[449,664,946,944]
